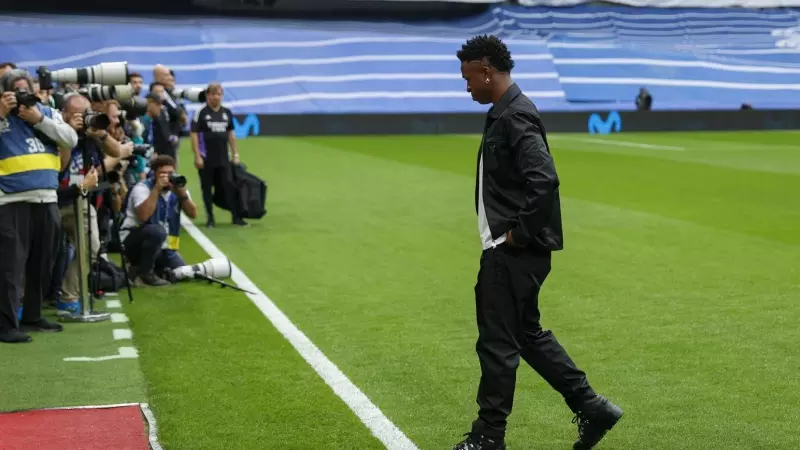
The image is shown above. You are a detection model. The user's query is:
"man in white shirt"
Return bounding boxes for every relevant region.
[119,155,197,286]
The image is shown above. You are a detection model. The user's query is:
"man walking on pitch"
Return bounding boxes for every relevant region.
[452,35,623,450]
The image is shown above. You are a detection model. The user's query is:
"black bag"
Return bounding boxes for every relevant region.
[213,163,267,219]
[89,258,128,293]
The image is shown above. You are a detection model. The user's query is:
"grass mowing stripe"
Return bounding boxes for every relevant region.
[179,214,419,450]
[302,134,800,245]
[549,135,686,151]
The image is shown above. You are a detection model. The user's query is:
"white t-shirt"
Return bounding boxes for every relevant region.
[119,182,190,248]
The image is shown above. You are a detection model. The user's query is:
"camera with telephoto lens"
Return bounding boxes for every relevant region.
[36,62,129,91]
[78,83,136,103]
[108,143,154,185]
[131,143,153,160]
[168,173,187,189]
[0,70,42,115]
[83,109,110,130]
[14,88,39,110]
[171,87,206,103]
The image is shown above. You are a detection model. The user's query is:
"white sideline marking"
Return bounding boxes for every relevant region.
[110,313,129,323]
[63,347,138,362]
[113,329,133,340]
[555,135,685,151]
[106,300,122,309]
[180,214,418,450]
[140,403,164,450]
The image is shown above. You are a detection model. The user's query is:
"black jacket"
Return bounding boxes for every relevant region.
[476,83,563,253]
[149,108,175,157]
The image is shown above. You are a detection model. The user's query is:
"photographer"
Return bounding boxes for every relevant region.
[153,65,188,134]
[0,62,15,76]
[119,155,197,287]
[190,83,247,228]
[56,94,129,313]
[636,87,653,111]
[0,70,78,344]
[128,73,144,97]
[145,87,179,160]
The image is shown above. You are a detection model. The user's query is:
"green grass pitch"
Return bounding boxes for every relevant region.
[1,130,798,449]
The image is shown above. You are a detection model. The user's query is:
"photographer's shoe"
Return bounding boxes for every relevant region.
[139,273,170,287]
[572,395,624,449]
[207,218,215,228]
[452,433,505,450]
[0,330,32,344]
[20,318,64,333]
[233,218,248,227]
[57,300,81,315]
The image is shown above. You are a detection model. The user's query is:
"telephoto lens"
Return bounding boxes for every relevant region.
[168,173,187,188]
[83,111,110,130]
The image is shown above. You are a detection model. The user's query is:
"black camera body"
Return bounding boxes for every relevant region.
[169,173,187,189]
[83,110,110,130]
[14,88,39,110]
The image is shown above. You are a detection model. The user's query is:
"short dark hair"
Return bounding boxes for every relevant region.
[456,35,515,73]
[128,72,143,81]
[151,155,176,173]
[0,62,17,69]
[149,81,164,92]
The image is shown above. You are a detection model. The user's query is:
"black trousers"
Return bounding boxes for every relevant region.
[471,244,596,439]
[198,164,240,221]
[0,202,61,332]
[123,224,185,278]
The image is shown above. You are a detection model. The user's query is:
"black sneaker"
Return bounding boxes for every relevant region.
[207,218,215,228]
[572,395,624,449]
[20,318,64,333]
[139,273,170,287]
[232,218,248,227]
[0,330,32,343]
[452,433,505,450]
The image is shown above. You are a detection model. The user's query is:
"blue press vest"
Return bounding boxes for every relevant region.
[123,178,182,250]
[0,105,60,194]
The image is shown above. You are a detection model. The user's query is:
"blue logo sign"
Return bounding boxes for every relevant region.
[587,111,622,135]
[233,114,260,139]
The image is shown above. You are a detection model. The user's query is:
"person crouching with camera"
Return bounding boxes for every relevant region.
[0,70,78,344]
[119,155,197,287]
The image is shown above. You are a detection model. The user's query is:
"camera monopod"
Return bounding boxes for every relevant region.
[59,192,112,323]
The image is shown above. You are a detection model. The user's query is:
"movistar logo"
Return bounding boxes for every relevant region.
[232,114,260,139]
[587,111,622,135]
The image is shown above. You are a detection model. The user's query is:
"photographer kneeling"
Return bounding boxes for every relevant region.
[119,155,197,287]
[0,70,78,343]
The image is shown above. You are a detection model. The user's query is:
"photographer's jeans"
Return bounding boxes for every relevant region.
[0,202,61,333]
[123,224,185,278]
[60,199,100,301]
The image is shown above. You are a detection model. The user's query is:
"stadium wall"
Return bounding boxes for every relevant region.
[231,109,800,137]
